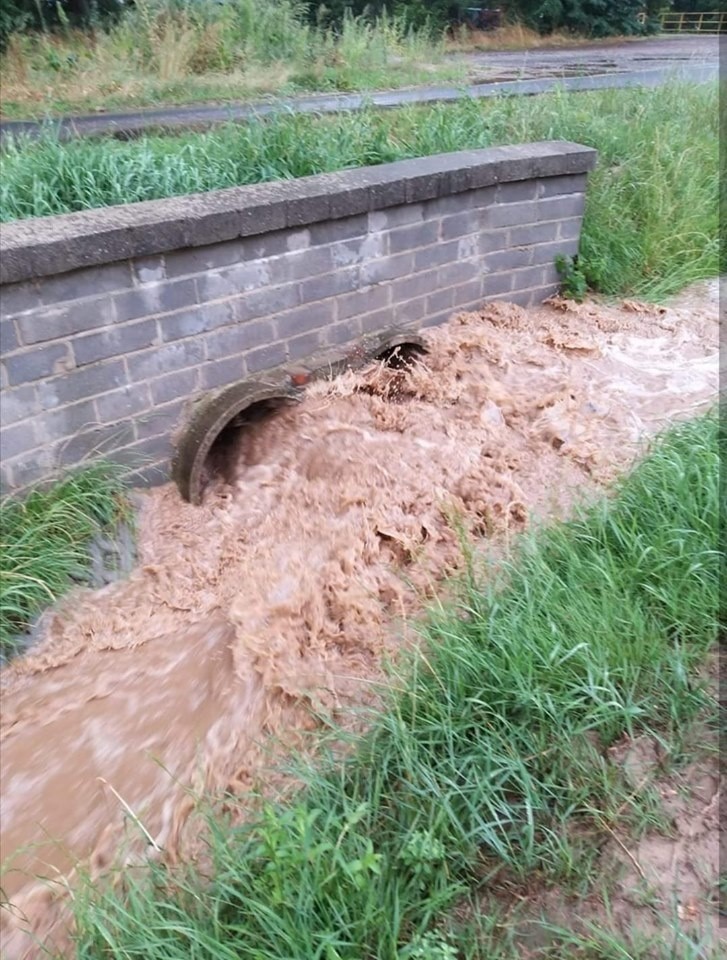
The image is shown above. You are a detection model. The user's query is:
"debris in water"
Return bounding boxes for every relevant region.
[0,294,718,958]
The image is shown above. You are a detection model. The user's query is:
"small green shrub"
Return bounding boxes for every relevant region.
[0,463,128,656]
[555,253,588,301]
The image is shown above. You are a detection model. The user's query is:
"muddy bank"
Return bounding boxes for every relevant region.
[0,292,719,957]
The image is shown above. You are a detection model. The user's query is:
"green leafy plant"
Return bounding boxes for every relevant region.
[0,462,129,656]
[555,253,589,301]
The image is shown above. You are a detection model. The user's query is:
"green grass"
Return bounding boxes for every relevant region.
[69,411,720,959]
[0,463,128,657]
[1,82,718,299]
[0,2,460,120]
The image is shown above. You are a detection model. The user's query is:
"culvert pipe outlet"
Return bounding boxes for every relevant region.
[172,379,298,504]
[172,332,428,505]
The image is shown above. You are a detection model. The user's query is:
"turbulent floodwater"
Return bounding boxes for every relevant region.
[0,293,719,958]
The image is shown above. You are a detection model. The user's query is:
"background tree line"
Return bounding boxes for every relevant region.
[2,0,724,53]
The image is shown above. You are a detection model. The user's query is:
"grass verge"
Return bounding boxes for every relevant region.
[0,463,129,658]
[0,3,461,120]
[71,411,719,958]
[1,82,717,299]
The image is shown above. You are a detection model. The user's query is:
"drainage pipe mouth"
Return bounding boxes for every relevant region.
[172,331,428,505]
[172,379,298,505]
[374,333,427,369]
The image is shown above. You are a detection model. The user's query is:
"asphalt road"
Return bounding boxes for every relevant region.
[0,36,717,145]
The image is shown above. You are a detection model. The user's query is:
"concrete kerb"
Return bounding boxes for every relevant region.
[0,142,597,285]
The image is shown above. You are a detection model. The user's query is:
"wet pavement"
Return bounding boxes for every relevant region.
[0,36,717,144]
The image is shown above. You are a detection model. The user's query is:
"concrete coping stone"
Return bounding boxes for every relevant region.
[0,141,597,285]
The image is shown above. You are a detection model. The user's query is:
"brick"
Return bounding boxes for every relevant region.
[205,320,274,359]
[160,302,234,342]
[359,307,395,335]
[1,281,41,316]
[165,240,247,278]
[287,331,324,363]
[542,262,560,285]
[239,282,300,320]
[423,191,479,217]
[112,435,174,472]
[526,284,560,306]
[420,313,449,329]
[438,261,480,287]
[485,201,539,229]
[43,398,98,438]
[440,211,481,241]
[530,238,580,267]
[0,384,39,427]
[483,273,514,297]
[133,256,166,285]
[114,278,197,322]
[393,297,427,326]
[329,238,368,269]
[268,247,333,285]
[509,222,560,246]
[151,368,200,405]
[558,218,584,241]
[389,220,440,254]
[299,268,359,305]
[276,302,334,339]
[451,279,484,309]
[537,194,586,222]
[537,174,586,198]
[3,447,58,491]
[1,420,40,460]
[359,232,389,260]
[126,341,204,383]
[369,205,423,231]
[196,263,270,301]
[308,215,368,246]
[38,263,132,306]
[3,342,74,387]
[285,229,310,252]
[510,265,548,290]
[17,297,113,345]
[480,230,510,256]
[413,240,460,272]
[484,247,534,272]
[135,402,182,442]
[1,318,19,353]
[73,319,158,367]
[57,421,135,467]
[326,318,361,346]
[200,356,247,390]
[126,460,169,488]
[337,285,390,321]
[242,231,290,262]
[426,287,455,314]
[496,180,538,204]
[245,342,287,374]
[95,384,152,423]
[38,358,126,406]
[360,253,414,286]
[391,269,440,303]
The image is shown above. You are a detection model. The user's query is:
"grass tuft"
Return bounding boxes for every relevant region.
[0,2,459,119]
[0,82,717,299]
[0,463,129,657]
[71,411,719,959]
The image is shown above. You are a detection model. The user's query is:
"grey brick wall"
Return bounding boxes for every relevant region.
[0,143,596,493]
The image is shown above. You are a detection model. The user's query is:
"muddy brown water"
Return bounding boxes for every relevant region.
[0,292,719,958]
